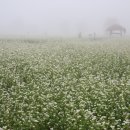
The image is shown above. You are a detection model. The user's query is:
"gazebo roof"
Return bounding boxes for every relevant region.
[107,24,124,31]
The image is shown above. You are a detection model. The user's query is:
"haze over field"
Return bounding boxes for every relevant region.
[0,0,130,37]
[0,1,130,130]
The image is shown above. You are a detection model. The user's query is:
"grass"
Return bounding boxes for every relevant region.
[0,38,130,130]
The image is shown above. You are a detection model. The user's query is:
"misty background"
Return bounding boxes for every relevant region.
[0,0,130,38]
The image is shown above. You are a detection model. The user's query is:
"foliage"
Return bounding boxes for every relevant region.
[0,38,130,130]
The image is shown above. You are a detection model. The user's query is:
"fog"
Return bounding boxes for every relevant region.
[0,0,130,38]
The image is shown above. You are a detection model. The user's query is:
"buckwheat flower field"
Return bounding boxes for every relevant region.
[0,38,130,130]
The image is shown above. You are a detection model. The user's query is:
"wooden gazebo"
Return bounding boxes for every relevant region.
[106,24,126,36]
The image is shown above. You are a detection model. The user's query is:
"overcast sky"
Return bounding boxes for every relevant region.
[0,0,130,37]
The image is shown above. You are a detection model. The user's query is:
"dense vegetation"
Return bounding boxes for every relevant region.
[0,38,130,130]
